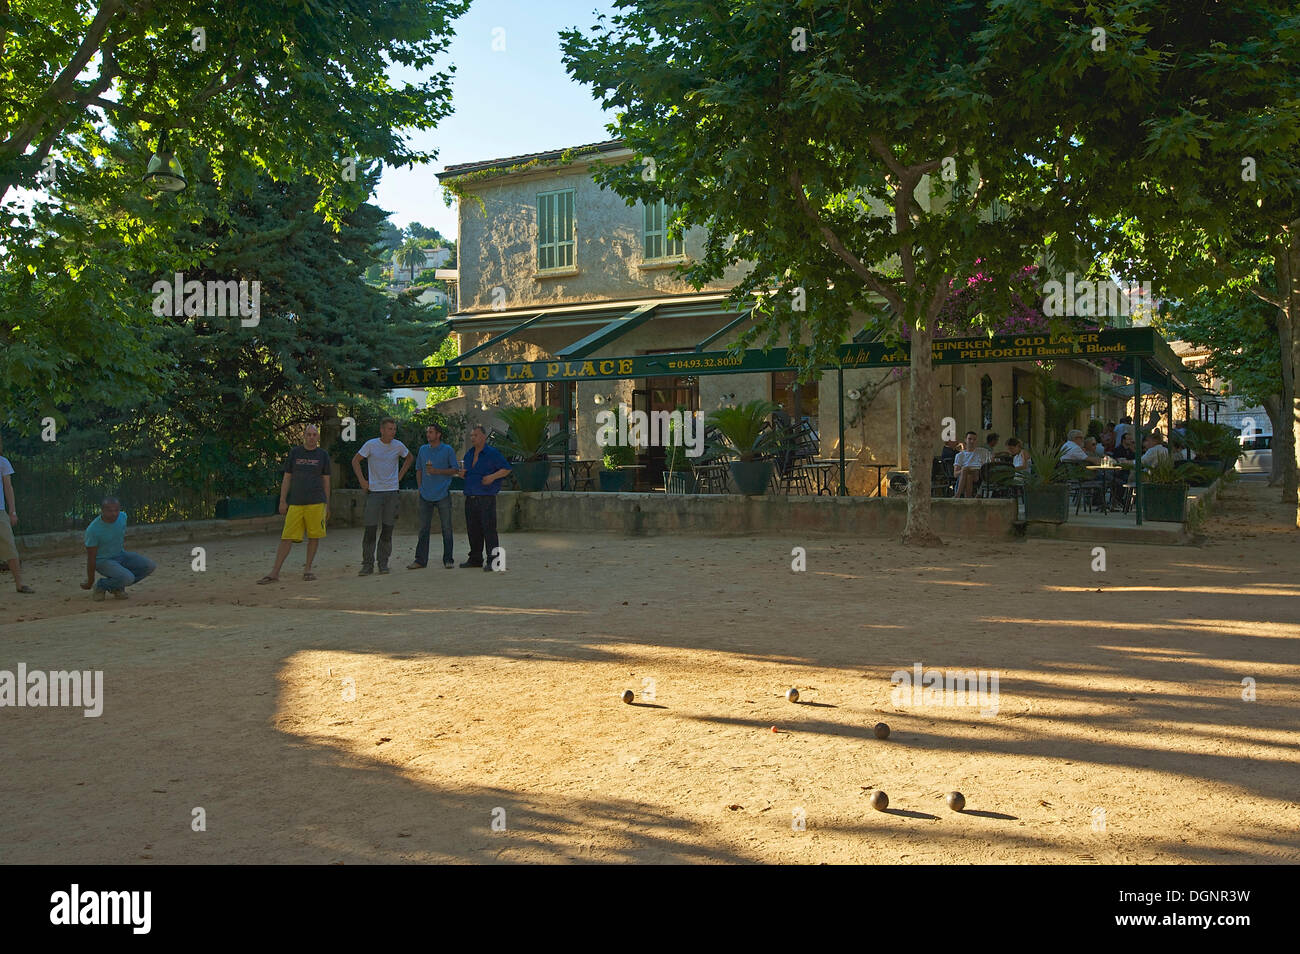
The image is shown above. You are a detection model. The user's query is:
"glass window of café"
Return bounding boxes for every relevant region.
[770,370,819,427]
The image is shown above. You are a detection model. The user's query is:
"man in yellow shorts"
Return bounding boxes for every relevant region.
[258,424,331,584]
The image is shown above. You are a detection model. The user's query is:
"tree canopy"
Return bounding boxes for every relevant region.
[2,0,468,425]
[561,0,1153,542]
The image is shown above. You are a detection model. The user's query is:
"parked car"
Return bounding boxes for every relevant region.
[1236,434,1272,474]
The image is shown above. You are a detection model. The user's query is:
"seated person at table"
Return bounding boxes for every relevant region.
[1171,433,1195,461]
[1113,415,1133,448]
[940,437,961,465]
[1100,422,1118,454]
[1141,429,1171,468]
[1112,431,1137,460]
[1006,437,1030,471]
[1058,429,1101,465]
[984,432,1003,461]
[1083,436,1107,460]
[954,431,984,497]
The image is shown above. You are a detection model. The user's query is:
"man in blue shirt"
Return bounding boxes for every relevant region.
[460,425,512,571]
[408,422,460,570]
[80,497,156,601]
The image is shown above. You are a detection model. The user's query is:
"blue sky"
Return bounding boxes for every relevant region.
[374,0,619,241]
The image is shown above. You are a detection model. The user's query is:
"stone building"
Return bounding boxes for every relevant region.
[435,139,1125,490]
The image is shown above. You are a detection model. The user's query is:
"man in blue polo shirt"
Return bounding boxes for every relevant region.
[460,424,512,572]
[408,422,460,570]
[80,497,156,601]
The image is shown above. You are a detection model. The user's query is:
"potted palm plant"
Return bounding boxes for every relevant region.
[1022,447,1071,522]
[1139,455,1189,523]
[706,399,783,495]
[600,442,636,491]
[494,405,564,492]
[1180,420,1243,475]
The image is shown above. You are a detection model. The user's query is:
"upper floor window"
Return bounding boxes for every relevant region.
[537,189,575,271]
[644,198,684,260]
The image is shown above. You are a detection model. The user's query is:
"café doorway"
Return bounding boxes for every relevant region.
[631,371,699,490]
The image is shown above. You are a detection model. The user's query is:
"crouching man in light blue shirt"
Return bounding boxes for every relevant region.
[81,497,156,601]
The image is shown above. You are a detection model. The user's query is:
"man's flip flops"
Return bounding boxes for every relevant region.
[256,576,277,585]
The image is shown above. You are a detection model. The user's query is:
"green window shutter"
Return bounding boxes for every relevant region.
[538,189,575,270]
[644,198,681,260]
[537,194,547,270]
[560,190,574,267]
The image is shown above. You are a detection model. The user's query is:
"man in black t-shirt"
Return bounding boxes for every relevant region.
[258,424,331,584]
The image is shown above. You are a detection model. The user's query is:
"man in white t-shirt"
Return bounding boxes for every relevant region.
[0,437,33,594]
[1058,429,1099,464]
[954,430,985,497]
[351,417,411,575]
[1141,429,1171,469]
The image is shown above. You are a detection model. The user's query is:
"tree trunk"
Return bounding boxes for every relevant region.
[1280,225,1300,526]
[1261,394,1286,486]
[903,318,943,546]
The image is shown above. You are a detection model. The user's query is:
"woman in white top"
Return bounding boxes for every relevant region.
[1006,437,1029,471]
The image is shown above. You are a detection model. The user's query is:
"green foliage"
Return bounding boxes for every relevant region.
[1033,372,1096,452]
[1182,420,1244,468]
[495,406,565,462]
[1176,462,1222,487]
[1,0,470,223]
[2,0,468,424]
[602,443,636,469]
[441,146,604,214]
[1024,448,1064,488]
[394,238,430,282]
[560,2,1135,371]
[557,0,1181,538]
[155,174,446,496]
[419,335,462,406]
[406,222,446,242]
[1143,455,1185,487]
[1156,281,1281,412]
[705,400,782,463]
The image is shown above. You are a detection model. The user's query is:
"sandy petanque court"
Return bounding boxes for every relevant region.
[1,480,1297,864]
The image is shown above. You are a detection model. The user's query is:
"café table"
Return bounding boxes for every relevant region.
[1085,463,1125,514]
[802,459,841,496]
[859,461,896,497]
[569,459,599,491]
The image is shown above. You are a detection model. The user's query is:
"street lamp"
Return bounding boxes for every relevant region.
[143,130,188,193]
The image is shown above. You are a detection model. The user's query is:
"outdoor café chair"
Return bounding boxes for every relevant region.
[774,453,815,495]
[980,462,1018,499]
